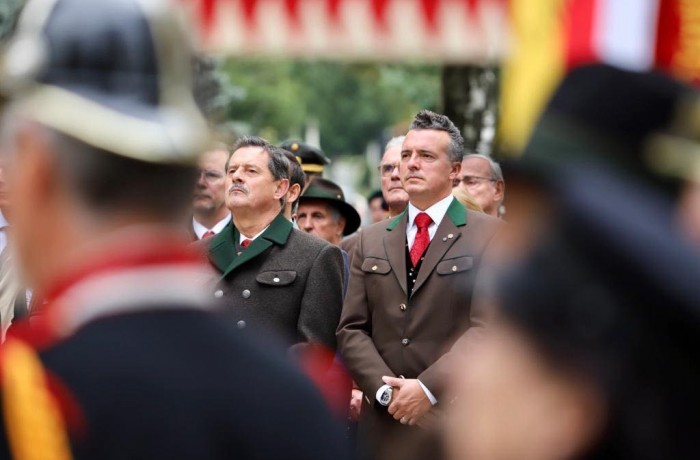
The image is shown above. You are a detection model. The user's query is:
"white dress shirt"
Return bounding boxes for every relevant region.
[238,226,268,246]
[405,194,454,250]
[376,194,455,407]
[192,214,231,240]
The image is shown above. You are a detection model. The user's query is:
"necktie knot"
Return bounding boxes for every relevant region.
[414,212,432,229]
[241,239,252,249]
[201,230,215,239]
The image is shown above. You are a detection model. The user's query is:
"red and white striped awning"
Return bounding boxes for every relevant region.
[178,0,510,62]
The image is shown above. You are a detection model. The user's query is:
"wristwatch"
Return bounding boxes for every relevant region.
[379,387,393,406]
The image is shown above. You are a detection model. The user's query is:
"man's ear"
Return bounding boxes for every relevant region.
[287,183,301,203]
[494,180,505,202]
[448,161,461,182]
[337,216,346,236]
[274,178,290,200]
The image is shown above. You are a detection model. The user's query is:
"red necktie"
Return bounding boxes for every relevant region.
[241,239,252,249]
[201,230,215,239]
[410,212,433,267]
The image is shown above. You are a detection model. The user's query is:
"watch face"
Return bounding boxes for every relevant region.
[380,387,393,406]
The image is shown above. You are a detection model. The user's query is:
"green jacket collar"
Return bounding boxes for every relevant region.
[208,213,292,278]
[386,197,467,231]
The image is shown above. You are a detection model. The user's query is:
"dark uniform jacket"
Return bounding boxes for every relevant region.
[337,199,499,460]
[207,213,345,350]
[0,241,350,460]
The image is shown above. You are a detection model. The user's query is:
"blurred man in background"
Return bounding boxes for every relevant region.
[298,178,361,247]
[0,1,350,459]
[192,145,231,239]
[341,136,409,260]
[280,140,331,186]
[457,154,505,218]
[367,190,388,223]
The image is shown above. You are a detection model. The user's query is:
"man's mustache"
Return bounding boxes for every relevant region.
[228,183,249,194]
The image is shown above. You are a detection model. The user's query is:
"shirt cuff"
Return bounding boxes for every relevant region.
[418,379,438,405]
[376,384,392,404]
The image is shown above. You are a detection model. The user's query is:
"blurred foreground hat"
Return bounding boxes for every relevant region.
[0,0,209,165]
[519,64,700,196]
[280,140,330,175]
[497,166,700,458]
[299,178,360,235]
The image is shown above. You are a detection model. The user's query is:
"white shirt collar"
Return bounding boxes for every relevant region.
[0,210,7,229]
[192,213,231,240]
[239,226,269,245]
[407,194,454,230]
[405,194,454,249]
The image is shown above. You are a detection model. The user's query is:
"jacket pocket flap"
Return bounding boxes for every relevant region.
[256,270,297,286]
[361,258,391,274]
[436,257,473,275]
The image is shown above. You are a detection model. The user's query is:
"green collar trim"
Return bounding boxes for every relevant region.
[386,197,466,230]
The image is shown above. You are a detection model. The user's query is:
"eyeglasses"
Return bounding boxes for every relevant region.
[460,175,497,187]
[198,169,225,183]
[378,163,399,177]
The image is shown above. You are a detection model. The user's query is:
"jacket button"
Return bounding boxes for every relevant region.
[273,277,280,283]
[372,265,378,271]
[401,338,410,346]
[214,289,224,298]
[237,320,246,329]
[242,289,251,299]
[452,265,458,272]
[399,303,407,311]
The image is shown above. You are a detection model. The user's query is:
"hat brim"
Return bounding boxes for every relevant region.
[299,196,361,236]
[13,83,208,165]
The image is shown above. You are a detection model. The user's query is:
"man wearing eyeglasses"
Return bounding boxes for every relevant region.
[457,154,505,217]
[192,146,232,239]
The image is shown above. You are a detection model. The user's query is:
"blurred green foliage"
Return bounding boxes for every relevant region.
[0,0,23,43]
[220,58,440,155]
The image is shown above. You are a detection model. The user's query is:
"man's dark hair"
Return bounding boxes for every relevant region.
[409,110,464,163]
[46,128,196,222]
[229,136,290,181]
[280,148,305,199]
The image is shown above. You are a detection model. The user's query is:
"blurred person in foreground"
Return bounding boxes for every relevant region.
[445,63,700,460]
[457,154,504,218]
[0,159,28,341]
[0,1,349,459]
[337,111,499,460]
[191,144,231,239]
[205,136,344,351]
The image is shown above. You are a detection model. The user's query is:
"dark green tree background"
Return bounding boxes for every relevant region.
[221,58,441,156]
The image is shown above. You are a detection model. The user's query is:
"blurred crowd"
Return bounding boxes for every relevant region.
[0,1,699,460]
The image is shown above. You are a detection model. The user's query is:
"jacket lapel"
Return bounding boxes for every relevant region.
[384,210,409,296]
[209,214,293,279]
[411,198,467,296]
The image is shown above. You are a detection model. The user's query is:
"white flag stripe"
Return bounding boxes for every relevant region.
[594,0,661,71]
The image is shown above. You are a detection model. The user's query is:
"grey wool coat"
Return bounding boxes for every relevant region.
[206,213,345,350]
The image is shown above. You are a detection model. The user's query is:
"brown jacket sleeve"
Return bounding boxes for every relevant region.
[336,230,395,405]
